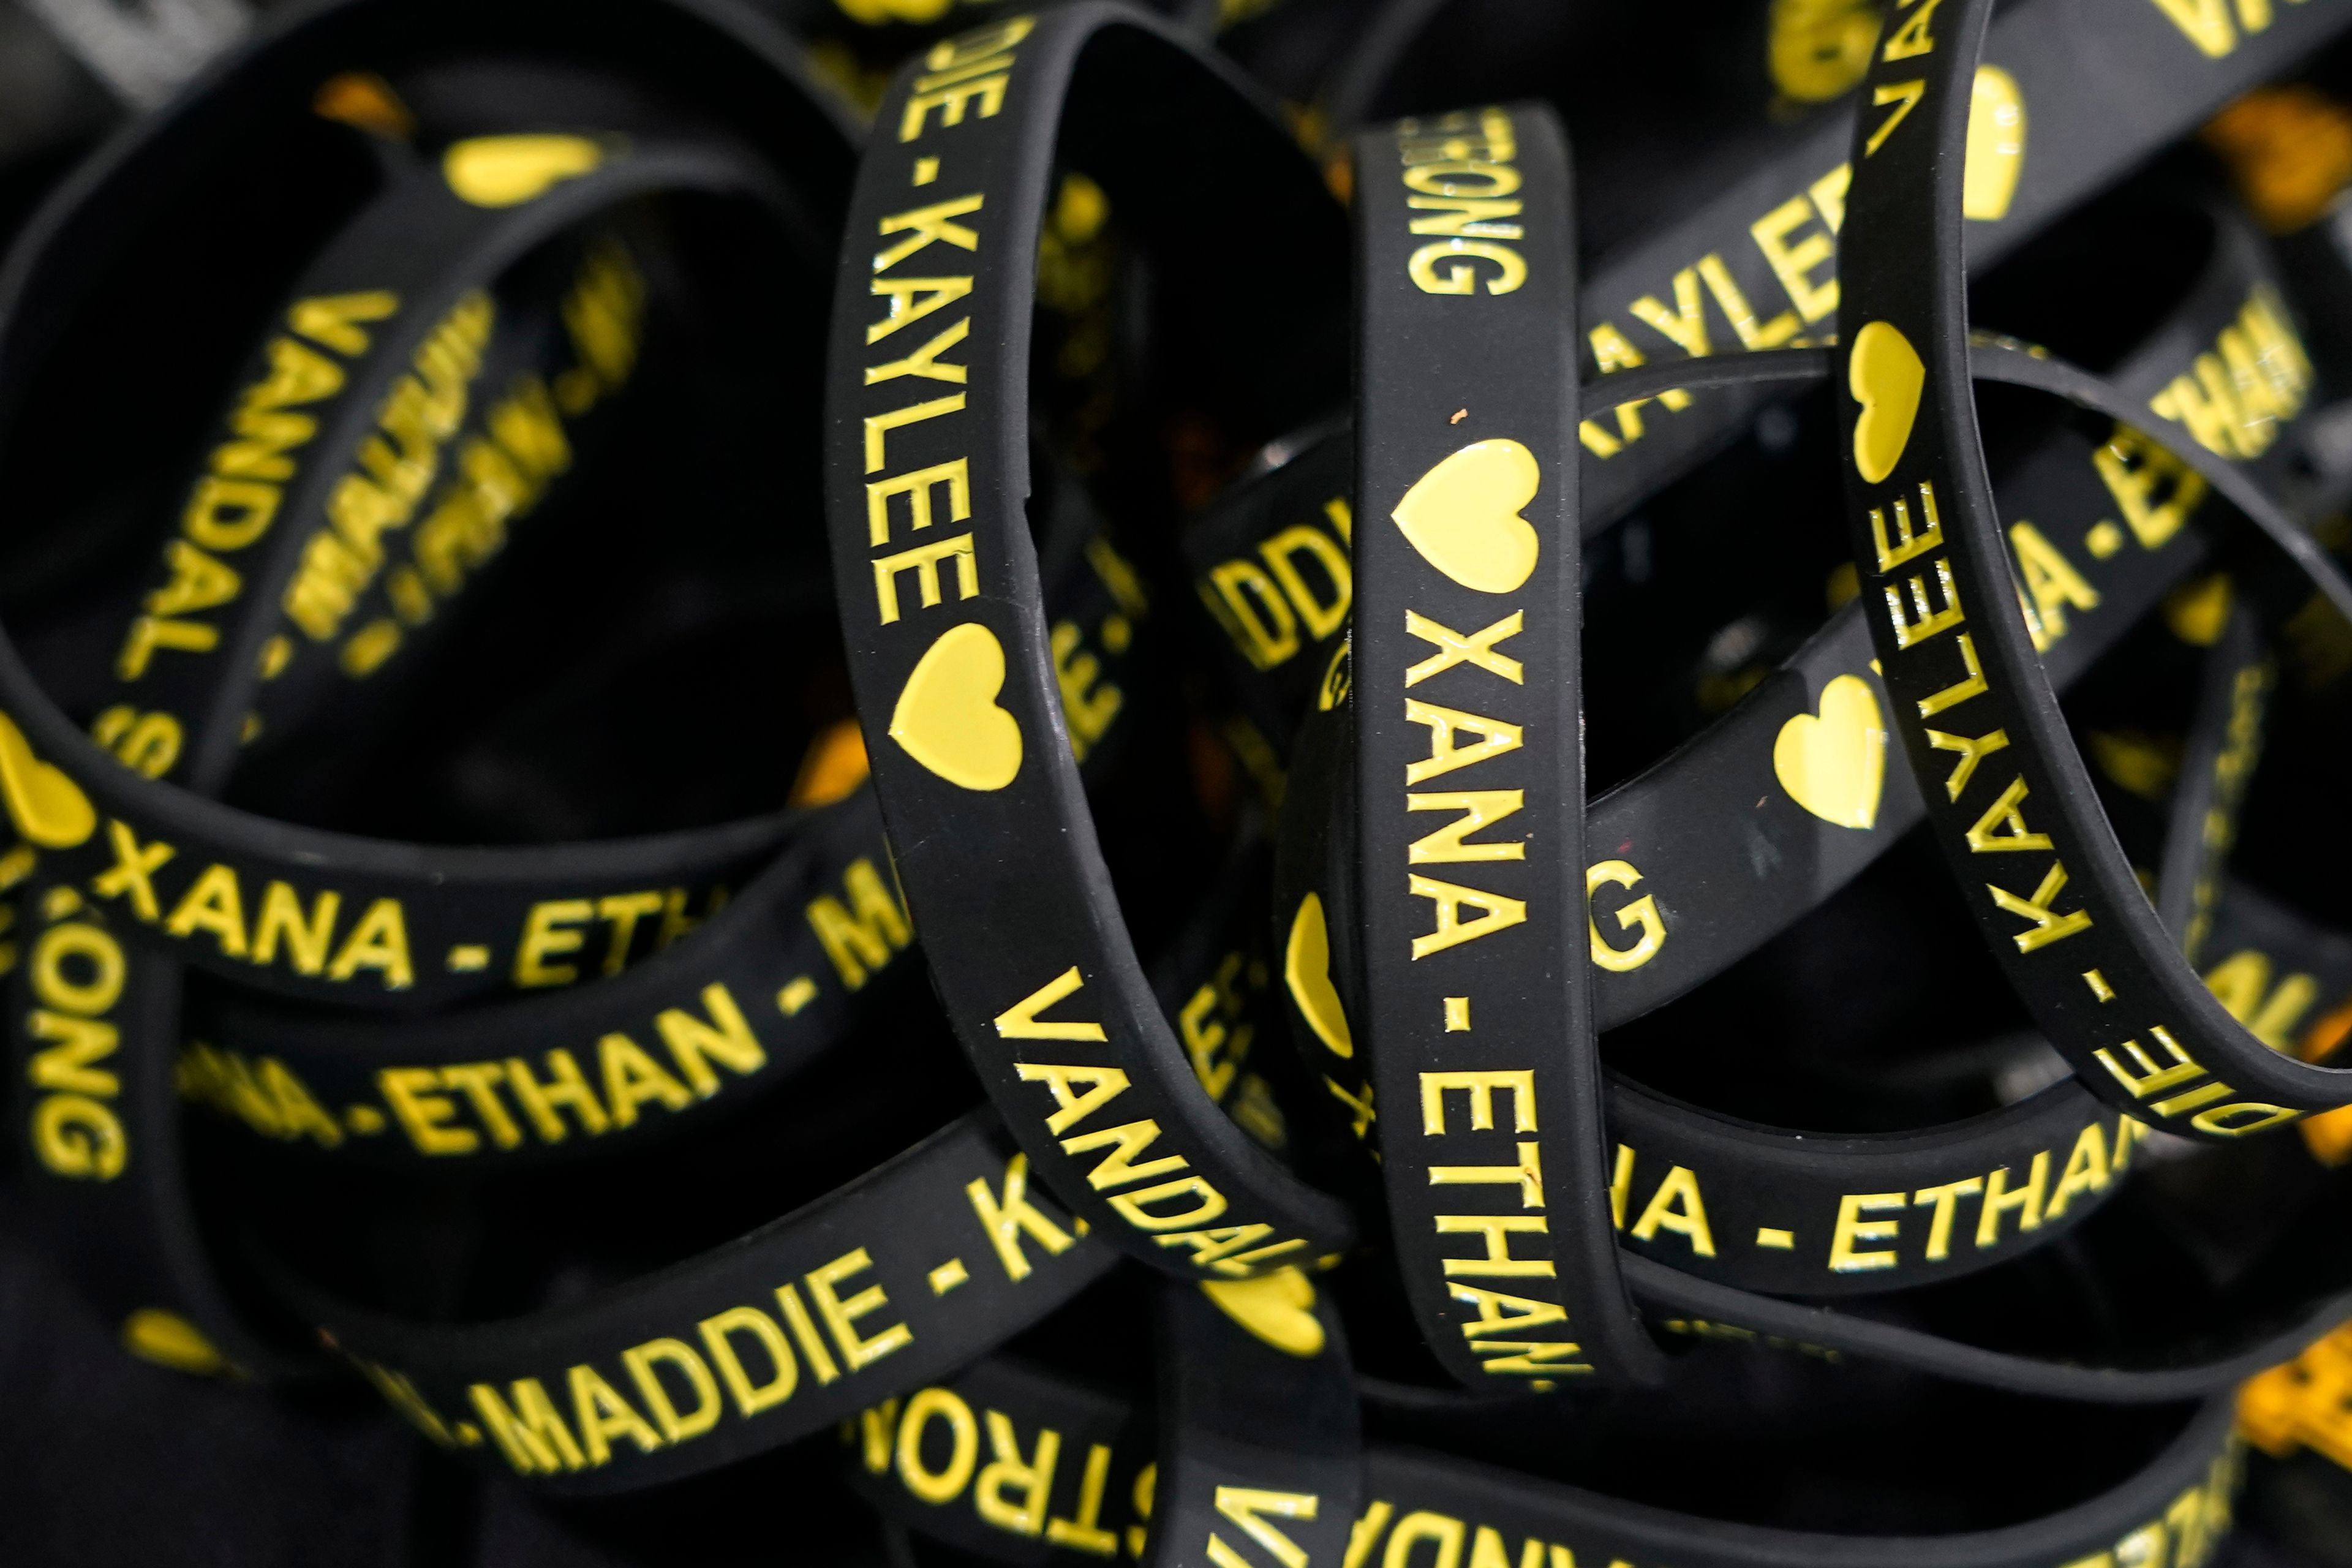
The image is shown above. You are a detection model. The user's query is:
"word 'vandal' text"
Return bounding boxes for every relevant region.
[117,290,404,750]
[1000,967,1308,1276]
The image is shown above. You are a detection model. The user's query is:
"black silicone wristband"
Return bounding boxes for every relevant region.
[1346,103,1659,1388]
[308,1111,1118,1496]
[1289,342,2352,1352]
[0,0,858,1011]
[256,706,1285,1485]
[6,67,833,1382]
[1,0,940,1403]
[1833,0,2352,1131]
[186,797,902,1166]
[822,5,1354,1283]
[49,570,1156,1398]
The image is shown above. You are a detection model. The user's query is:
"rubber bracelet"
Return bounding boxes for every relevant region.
[22,719,1246,1413]
[0,0,855,1011]
[1344,102,1660,1387]
[4,80,815,1376]
[1550,332,2352,1050]
[1279,350,2352,1344]
[1,0,873,1377]
[184,799,902,1166]
[29,555,1159,1395]
[1833,0,2352,1130]
[1581,198,2331,1027]
[823,4,1354,1282]
[306,1110,1117,1496]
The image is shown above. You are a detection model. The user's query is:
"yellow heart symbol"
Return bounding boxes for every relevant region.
[1200,1267,1325,1358]
[1773,674,1886,830]
[0,712,94,849]
[1284,892,1353,1059]
[1390,438,1541,594]
[890,622,1023,791]
[443,135,605,208]
[1849,320,1924,485]
[1963,67,2027,222]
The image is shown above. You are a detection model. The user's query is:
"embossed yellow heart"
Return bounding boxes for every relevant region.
[1773,675,1886,830]
[889,622,1023,792]
[1849,320,1923,484]
[1284,892,1353,1059]
[443,135,605,208]
[1390,438,1541,594]
[1964,67,2027,222]
[1200,1266,1325,1358]
[0,712,94,848]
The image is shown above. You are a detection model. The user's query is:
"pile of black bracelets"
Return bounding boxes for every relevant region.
[14,0,2352,1563]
